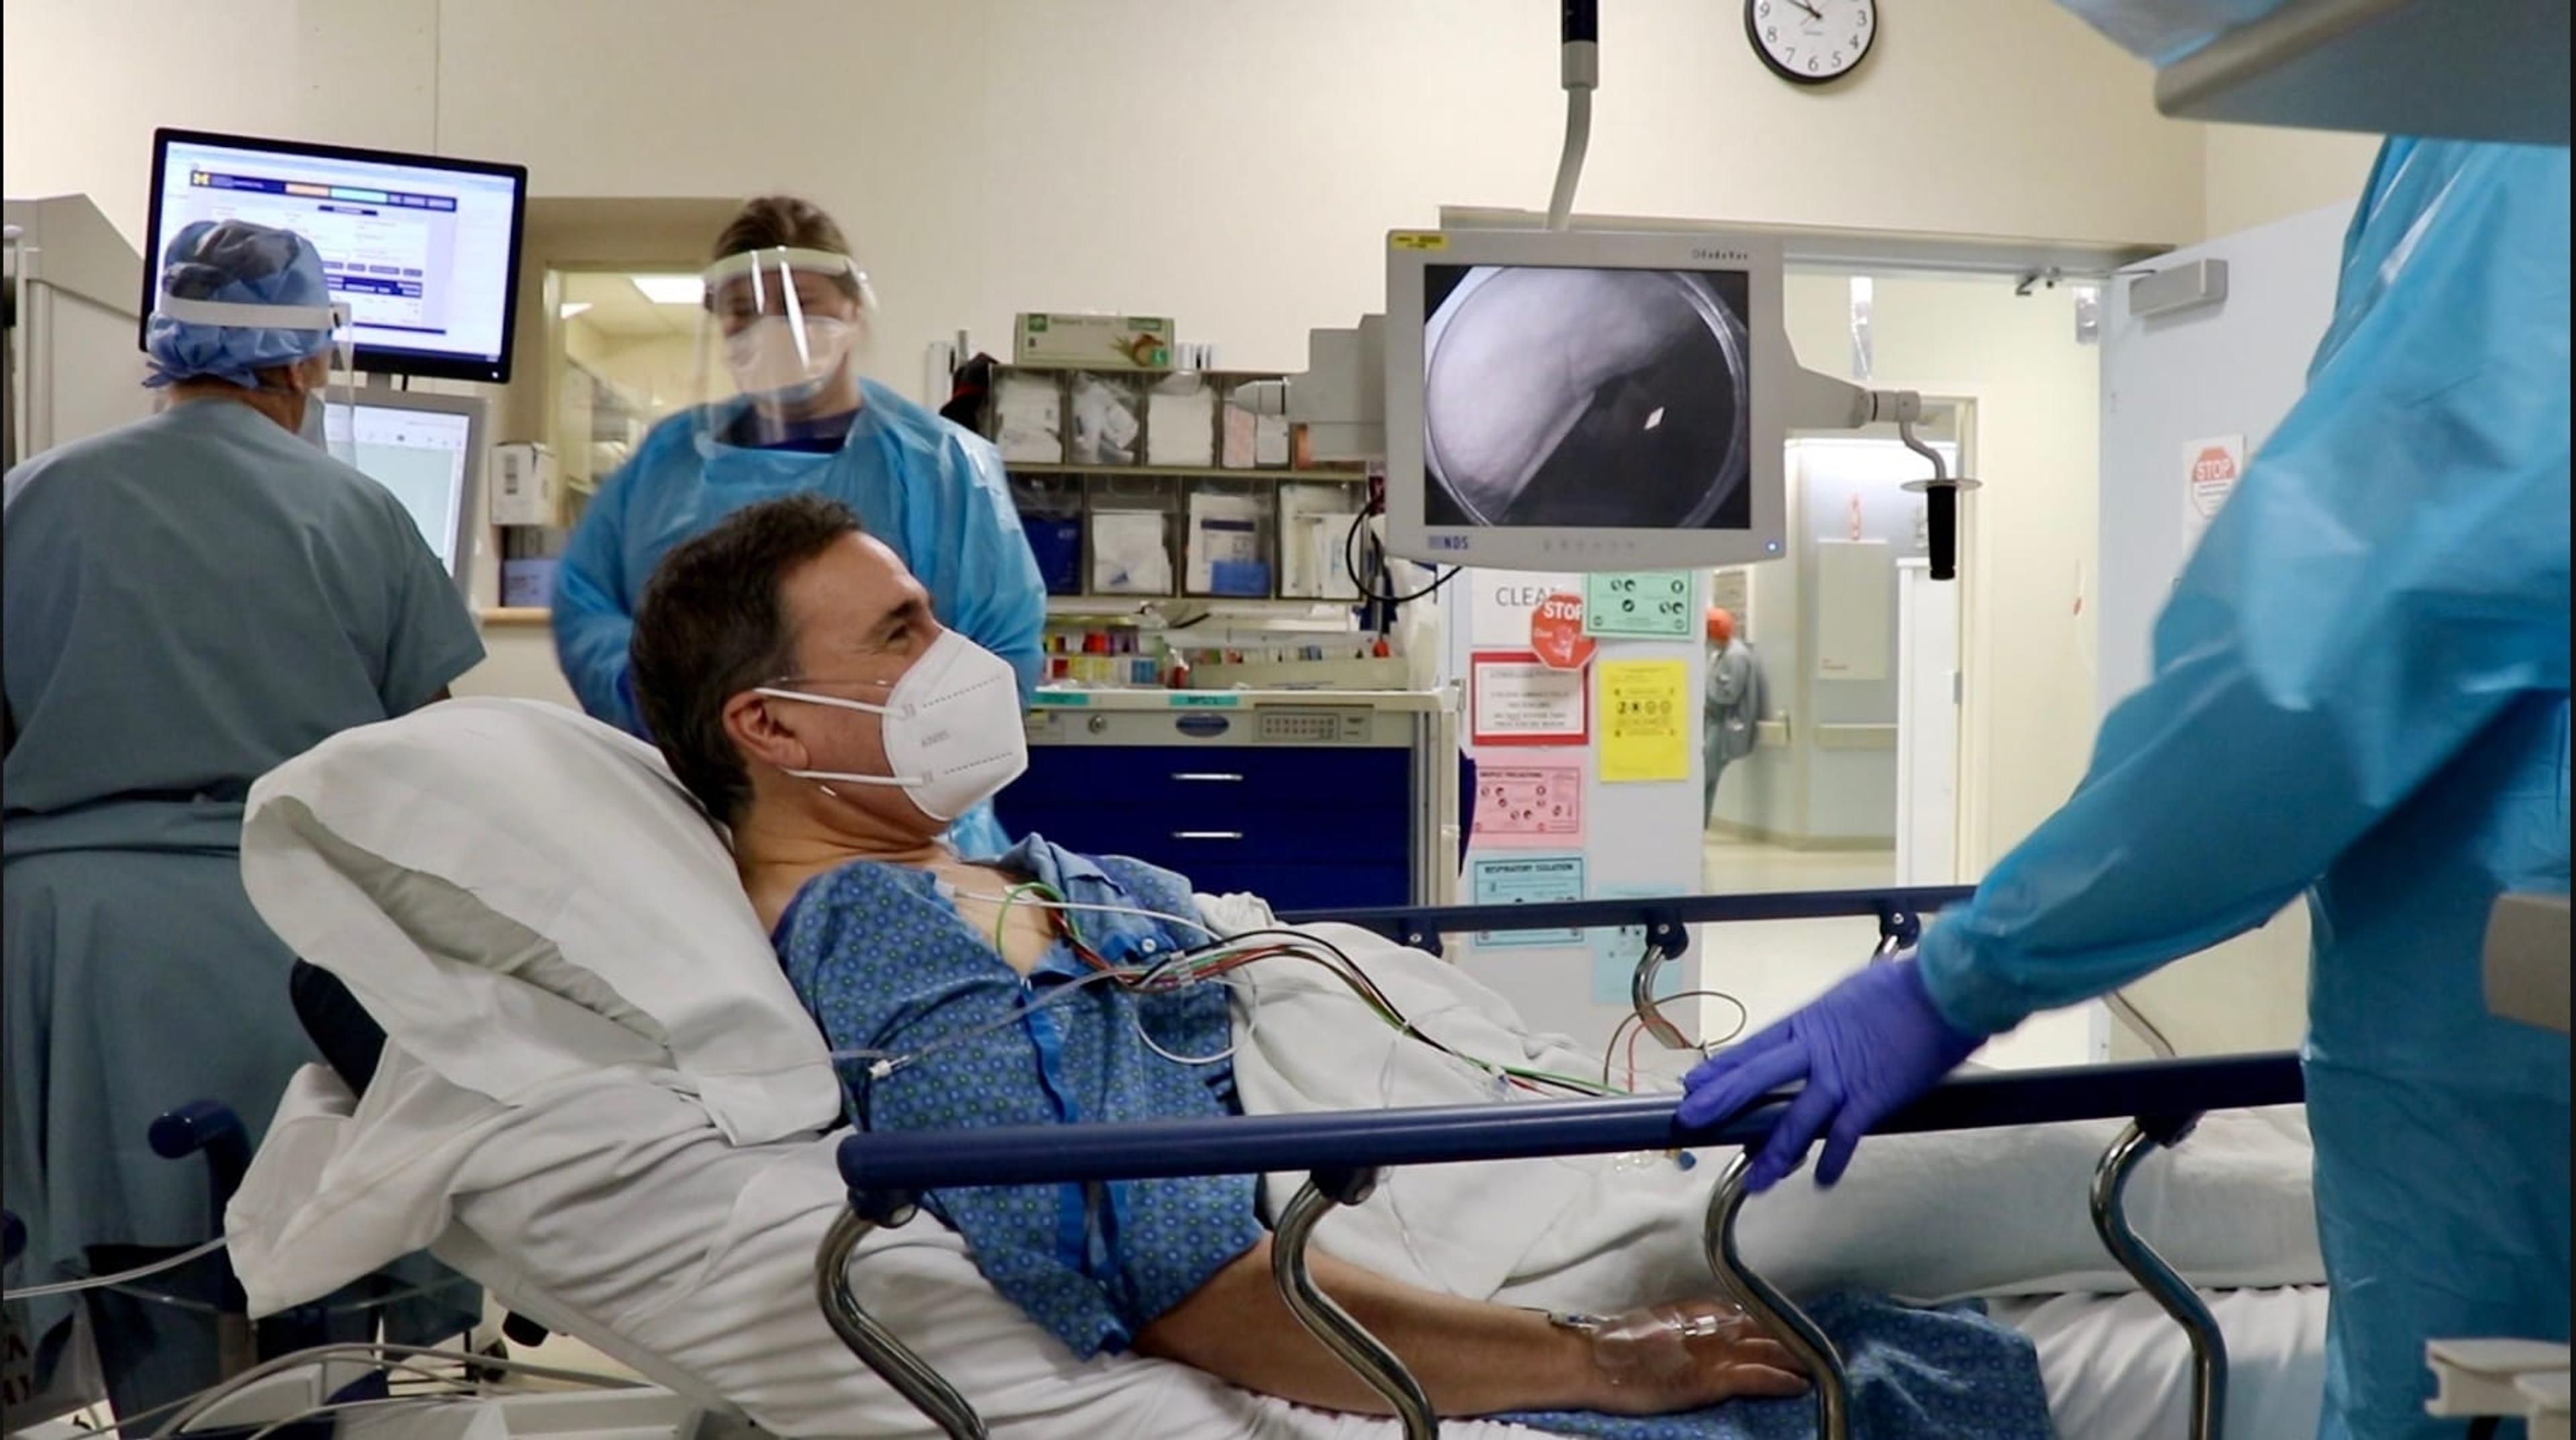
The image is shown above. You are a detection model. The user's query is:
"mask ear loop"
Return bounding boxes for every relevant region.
[753,686,922,792]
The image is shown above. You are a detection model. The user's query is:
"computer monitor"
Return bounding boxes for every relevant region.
[1381,227,1788,571]
[325,389,485,591]
[142,128,529,384]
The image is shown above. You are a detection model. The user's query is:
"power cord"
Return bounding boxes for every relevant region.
[1342,506,1459,607]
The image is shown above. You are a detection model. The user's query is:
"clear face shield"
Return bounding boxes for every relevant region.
[691,247,875,453]
[308,307,360,465]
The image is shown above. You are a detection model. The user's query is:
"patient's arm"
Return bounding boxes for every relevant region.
[1134,1236,1804,1417]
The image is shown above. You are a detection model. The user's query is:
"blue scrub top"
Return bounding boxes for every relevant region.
[3,398,485,814]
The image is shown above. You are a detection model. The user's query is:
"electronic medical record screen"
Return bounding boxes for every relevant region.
[329,403,474,580]
[1420,264,1752,531]
[143,129,529,383]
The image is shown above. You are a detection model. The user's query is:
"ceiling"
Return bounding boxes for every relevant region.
[559,270,697,341]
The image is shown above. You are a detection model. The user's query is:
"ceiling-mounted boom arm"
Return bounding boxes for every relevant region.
[1789,370,1982,582]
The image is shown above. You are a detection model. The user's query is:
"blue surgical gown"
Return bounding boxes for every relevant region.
[1916,140,2570,1440]
[552,378,1044,857]
[3,397,487,1407]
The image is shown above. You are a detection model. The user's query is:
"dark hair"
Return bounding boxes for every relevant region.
[712,195,863,301]
[630,493,862,823]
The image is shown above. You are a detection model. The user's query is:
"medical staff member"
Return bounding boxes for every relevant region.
[1701,607,1758,825]
[1680,140,2569,1439]
[3,219,486,1412]
[551,196,1043,856]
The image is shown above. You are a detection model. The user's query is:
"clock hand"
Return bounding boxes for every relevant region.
[1790,0,1823,19]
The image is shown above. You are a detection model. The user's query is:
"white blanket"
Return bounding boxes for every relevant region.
[232,1049,1558,1440]
[1214,910,2326,1308]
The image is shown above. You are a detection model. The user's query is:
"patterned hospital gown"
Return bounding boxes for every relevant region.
[773,835,1263,1359]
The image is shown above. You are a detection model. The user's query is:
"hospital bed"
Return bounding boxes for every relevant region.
[219,698,2332,1440]
[806,874,2302,1439]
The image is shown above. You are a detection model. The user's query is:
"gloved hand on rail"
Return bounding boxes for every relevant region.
[1675,954,1988,1192]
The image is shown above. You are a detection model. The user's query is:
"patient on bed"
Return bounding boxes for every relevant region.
[621,494,1823,1423]
[622,495,2086,1437]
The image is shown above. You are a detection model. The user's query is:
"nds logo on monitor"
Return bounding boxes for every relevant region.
[1430,535,1471,552]
[1690,246,1752,263]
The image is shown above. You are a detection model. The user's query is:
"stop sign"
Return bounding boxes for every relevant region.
[1529,592,1597,670]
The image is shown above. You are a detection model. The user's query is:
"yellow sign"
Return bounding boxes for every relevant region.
[1389,232,1450,251]
[1597,660,1692,784]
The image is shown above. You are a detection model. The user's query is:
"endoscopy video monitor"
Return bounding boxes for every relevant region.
[142,128,529,384]
[1382,227,1788,571]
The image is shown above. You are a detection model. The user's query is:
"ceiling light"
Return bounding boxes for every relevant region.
[558,301,593,319]
[631,274,704,305]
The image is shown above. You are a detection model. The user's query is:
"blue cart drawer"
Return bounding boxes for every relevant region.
[997,743,1419,904]
[1007,745,1412,816]
[1181,861,1411,913]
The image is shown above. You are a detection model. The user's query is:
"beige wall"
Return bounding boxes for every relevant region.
[9,0,2205,387]
[2203,123,2380,237]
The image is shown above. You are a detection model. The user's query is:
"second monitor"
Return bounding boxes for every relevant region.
[1381,227,1790,572]
[323,388,485,593]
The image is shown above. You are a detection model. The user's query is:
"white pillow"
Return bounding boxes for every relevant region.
[241,697,840,1145]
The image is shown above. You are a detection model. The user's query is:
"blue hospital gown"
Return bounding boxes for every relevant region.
[773,835,1263,1358]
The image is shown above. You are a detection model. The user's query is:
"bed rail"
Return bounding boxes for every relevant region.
[1278,884,1978,962]
[822,1052,2303,1440]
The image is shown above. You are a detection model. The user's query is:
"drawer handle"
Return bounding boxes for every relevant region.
[1171,772,1245,782]
[1172,831,1245,841]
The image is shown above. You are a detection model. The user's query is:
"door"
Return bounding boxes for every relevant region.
[2098,202,2351,707]
[1894,559,1957,885]
[2092,199,2353,1057]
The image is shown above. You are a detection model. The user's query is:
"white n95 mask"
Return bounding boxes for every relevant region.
[755,629,1027,822]
[725,316,857,403]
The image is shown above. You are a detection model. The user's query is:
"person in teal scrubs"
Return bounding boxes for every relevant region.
[3,219,486,1414]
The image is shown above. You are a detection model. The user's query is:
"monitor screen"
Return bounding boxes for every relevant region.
[1419,263,1752,531]
[331,403,474,578]
[144,129,529,383]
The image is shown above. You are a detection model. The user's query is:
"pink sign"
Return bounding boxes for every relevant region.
[1474,762,1585,844]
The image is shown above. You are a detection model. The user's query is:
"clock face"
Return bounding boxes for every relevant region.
[1746,0,1876,85]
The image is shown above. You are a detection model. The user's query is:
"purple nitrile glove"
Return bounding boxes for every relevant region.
[1674,955,1987,1192]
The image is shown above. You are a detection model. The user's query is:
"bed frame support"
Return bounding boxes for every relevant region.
[2092,1113,2233,1440]
[1271,1166,1438,1439]
[816,1192,988,1440]
[1705,1150,1854,1439]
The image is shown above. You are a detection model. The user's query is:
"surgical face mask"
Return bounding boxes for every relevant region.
[755,629,1026,823]
[725,316,857,404]
[295,386,327,449]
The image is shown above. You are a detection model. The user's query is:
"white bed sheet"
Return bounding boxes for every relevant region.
[1996,1288,2328,1440]
[232,1052,2326,1439]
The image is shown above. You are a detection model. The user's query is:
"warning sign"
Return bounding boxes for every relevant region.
[1529,592,1599,672]
[2182,434,2245,547]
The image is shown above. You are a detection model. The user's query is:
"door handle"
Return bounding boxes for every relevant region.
[1171,831,1245,841]
[1171,773,1245,782]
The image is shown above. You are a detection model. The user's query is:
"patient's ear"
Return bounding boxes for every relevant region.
[722,690,810,774]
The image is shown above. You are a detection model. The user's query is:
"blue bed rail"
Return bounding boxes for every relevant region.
[836,1051,2300,1199]
[1278,883,1978,959]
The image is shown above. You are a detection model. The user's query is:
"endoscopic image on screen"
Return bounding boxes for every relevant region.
[1421,264,1752,530]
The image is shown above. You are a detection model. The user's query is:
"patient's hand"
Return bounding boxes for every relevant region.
[1576,1298,1809,1415]
[1138,1239,1805,1417]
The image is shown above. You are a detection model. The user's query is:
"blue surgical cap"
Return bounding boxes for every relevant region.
[143,219,340,389]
